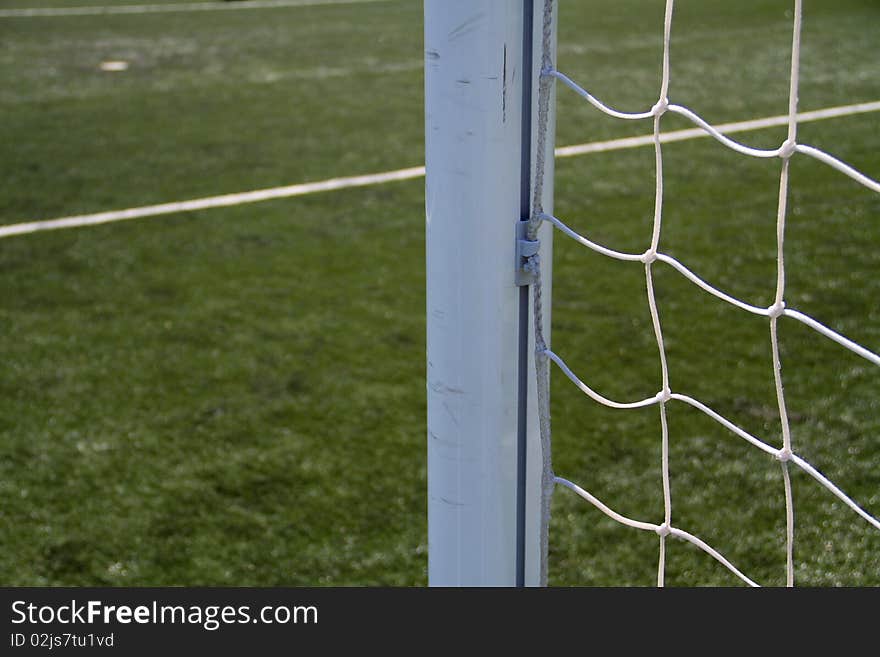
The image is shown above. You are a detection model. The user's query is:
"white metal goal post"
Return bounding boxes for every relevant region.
[425,0,556,587]
[426,0,880,588]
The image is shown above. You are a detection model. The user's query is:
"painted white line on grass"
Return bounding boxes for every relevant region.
[0,0,389,18]
[0,167,426,238]
[1,100,878,239]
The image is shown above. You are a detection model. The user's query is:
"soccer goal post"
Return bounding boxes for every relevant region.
[425,0,556,586]
[427,0,880,588]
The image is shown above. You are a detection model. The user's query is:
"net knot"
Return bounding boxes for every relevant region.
[776,447,793,463]
[655,522,672,537]
[655,388,672,404]
[767,300,786,319]
[640,248,658,264]
[778,138,797,159]
[651,98,669,116]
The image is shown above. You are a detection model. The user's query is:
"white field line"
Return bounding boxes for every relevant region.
[1,100,878,239]
[0,167,426,239]
[0,0,389,19]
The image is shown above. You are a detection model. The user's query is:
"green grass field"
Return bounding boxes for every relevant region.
[1,0,878,586]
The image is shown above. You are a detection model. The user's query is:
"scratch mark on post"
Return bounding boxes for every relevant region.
[502,44,507,122]
[442,402,459,426]
[429,430,459,448]
[430,380,465,395]
[448,12,485,41]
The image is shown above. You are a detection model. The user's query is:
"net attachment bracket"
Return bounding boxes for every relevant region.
[515,220,540,286]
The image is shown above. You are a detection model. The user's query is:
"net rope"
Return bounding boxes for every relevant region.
[529,0,880,587]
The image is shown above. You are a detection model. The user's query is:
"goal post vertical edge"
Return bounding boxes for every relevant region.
[425,0,555,586]
[525,0,556,588]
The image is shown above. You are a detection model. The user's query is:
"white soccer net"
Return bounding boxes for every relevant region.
[528,0,880,586]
